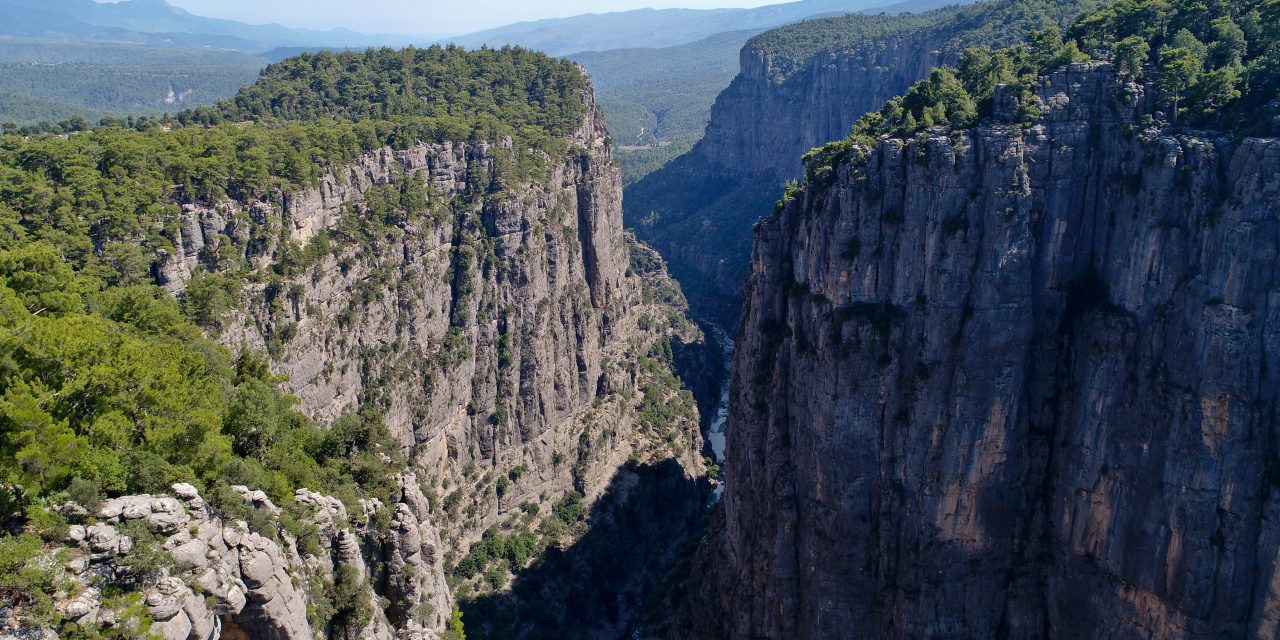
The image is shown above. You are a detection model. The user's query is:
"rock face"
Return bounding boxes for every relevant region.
[226,93,698,546]
[55,482,444,640]
[698,36,949,183]
[624,0,1093,330]
[714,61,1280,638]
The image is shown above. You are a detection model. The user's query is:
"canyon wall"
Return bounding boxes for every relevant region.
[155,88,706,549]
[718,61,1280,639]
[698,34,950,183]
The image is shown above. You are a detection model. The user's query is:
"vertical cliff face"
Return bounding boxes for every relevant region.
[156,93,703,543]
[625,0,1094,331]
[698,36,950,182]
[624,31,950,328]
[720,62,1280,638]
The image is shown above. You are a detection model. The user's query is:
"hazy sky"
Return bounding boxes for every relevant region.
[162,0,781,36]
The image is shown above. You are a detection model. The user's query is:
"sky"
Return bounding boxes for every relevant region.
[162,0,782,36]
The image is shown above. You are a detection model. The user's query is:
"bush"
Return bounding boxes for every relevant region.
[26,506,69,542]
[0,532,68,626]
[116,520,175,588]
[66,477,103,514]
[329,563,373,633]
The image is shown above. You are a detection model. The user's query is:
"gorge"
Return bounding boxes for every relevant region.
[2,0,1279,638]
[624,0,1103,330]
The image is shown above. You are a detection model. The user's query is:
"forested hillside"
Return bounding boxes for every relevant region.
[0,44,712,640]
[572,31,755,147]
[0,41,266,128]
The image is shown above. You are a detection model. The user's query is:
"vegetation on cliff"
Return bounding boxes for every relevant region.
[0,46,589,288]
[801,0,1279,186]
[0,45,596,633]
[747,0,1102,83]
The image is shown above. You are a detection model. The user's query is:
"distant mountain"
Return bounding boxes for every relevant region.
[0,0,421,52]
[450,0,934,55]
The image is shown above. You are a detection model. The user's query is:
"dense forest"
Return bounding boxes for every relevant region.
[801,0,1279,186]
[747,0,1109,82]
[0,45,592,635]
[0,40,265,127]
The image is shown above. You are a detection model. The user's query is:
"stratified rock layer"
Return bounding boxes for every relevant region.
[720,62,1280,639]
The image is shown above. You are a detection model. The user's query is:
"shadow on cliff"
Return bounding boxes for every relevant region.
[623,151,781,333]
[459,459,711,640]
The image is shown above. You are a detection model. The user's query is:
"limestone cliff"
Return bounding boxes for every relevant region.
[714,61,1280,638]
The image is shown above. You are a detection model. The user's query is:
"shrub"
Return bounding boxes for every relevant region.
[329,563,373,633]
[66,477,103,514]
[116,520,175,588]
[0,532,67,626]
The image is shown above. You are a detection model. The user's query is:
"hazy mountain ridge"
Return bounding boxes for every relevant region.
[453,0,914,56]
[0,0,419,51]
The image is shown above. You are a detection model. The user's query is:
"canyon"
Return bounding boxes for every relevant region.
[3,0,1279,638]
[624,0,1100,330]
[3,66,712,640]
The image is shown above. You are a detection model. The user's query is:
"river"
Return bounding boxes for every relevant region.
[705,325,732,499]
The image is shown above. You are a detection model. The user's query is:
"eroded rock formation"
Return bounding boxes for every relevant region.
[52,481,446,640]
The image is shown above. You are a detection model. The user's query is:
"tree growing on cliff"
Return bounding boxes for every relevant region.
[443,606,467,640]
[1113,36,1151,78]
[1156,45,1205,119]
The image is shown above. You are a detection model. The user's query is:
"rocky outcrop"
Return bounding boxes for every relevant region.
[49,482,425,640]
[47,481,463,640]
[713,61,1280,638]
